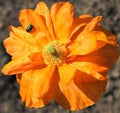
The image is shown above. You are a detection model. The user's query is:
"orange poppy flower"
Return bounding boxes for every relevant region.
[2,2,119,110]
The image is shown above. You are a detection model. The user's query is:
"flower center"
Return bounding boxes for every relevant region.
[42,41,68,66]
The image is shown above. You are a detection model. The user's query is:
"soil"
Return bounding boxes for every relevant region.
[0,0,120,113]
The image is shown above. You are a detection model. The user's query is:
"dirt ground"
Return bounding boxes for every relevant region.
[0,0,120,113]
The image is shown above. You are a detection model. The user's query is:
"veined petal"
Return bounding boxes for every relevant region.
[4,31,41,58]
[29,52,44,64]
[9,26,37,46]
[55,79,107,110]
[32,65,55,99]
[73,14,93,28]
[19,66,58,108]
[35,2,55,40]
[68,32,97,56]
[92,44,119,68]
[34,31,50,49]
[2,54,44,75]
[74,71,106,83]
[71,60,108,73]
[31,66,59,108]
[94,31,107,50]
[58,63,76,85]
[50,2,74,43]
[69,14,93,41]
[3,37,29,57]
[69,54,109,82]
[18,72,33,103]
[72,55,109,67]
[18,71,51,107]
[70,62,107,81]
[84,16,102,32]
[19,9,52,41]
[97,26,118,46]
[9,26,49,52]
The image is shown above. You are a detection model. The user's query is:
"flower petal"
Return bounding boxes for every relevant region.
[73,14,93,28]
[70,62,107,81]
[18,65,58,108]
[69,14,93,41]
[55,79,107,110]
[58,63,76,85]
[19,9,52,41]
[68,31,97,55]
[9,26,38,46]
[97,26,118,46]
[50,2,74,43]
[84,16,102,32]
[34,31,50,49]
[92,44,119,68]
[74,71,106,83]
[31,65,55,98]
[93,31,107,50]
[2,54,44,75]
[18,72,33,104]
[29,52,44,64]
[35,2,55,40]
[3,37,29,57]
[7,26,49,54]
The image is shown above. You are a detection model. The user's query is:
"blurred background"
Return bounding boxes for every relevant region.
[0,0,120,113]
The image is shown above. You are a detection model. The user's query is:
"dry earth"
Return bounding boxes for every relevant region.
[0,0,120,113]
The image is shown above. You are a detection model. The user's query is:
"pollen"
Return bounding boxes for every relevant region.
[42,41,68,66]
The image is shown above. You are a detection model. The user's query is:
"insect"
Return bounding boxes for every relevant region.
[26,24,33,32]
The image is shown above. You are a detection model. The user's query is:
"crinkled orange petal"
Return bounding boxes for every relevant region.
[33,31,50,50]
[69,14,93,41]
[73,14,93,28]
[19,9,52,41]
[68,31,97,56]
[9,26,49,52]
[2,54,44,75]
[84,16,102,32]
[96,25,118,46]
[31,66,59,108]
[72,55,109,68]
[17,72,32,103]
[50,2,74,43]
[3,30,42,58]
[69,29,119,67]
[92,44,119,68]
[29,52,44,64]
[18,71,51,107]
[35,2,55,40]
[70,62,107,81]
[106,33,118,46]
[55,79,107,110]
[93,31,107,50]
[18,66,59,108]
[75,71,107,83]
[58,63,76,85]
[31,65,55,100]
[3,37,29,57]
[9,26,38,46]
[69,30,107,54]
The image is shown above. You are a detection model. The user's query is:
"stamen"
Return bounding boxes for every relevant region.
[42,41,68,66]
[45,44,58,57]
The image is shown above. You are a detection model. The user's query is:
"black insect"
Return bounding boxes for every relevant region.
[26,24,33,32]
